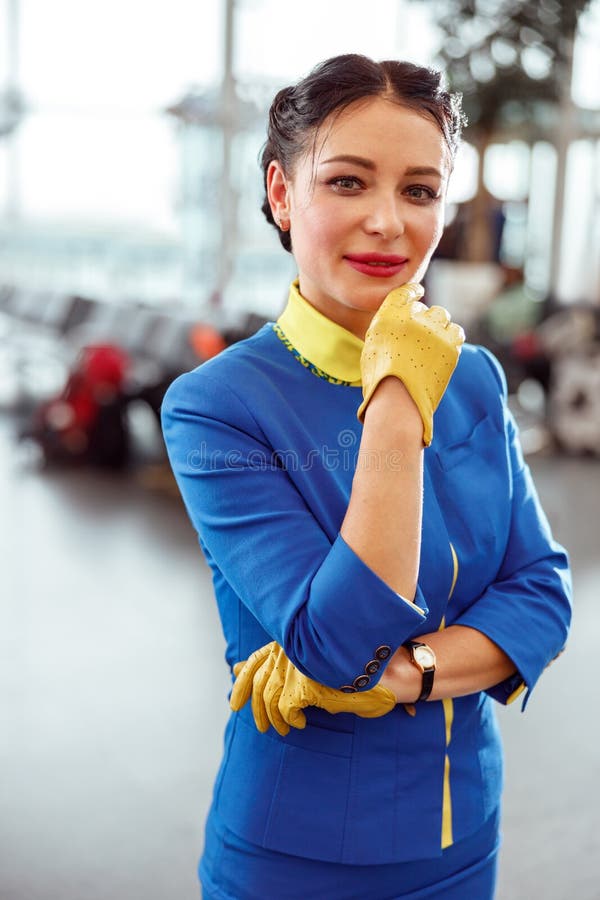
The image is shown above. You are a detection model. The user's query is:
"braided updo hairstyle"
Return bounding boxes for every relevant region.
[260,53,466,252]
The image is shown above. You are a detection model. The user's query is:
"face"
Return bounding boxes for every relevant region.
[267,96,451,338]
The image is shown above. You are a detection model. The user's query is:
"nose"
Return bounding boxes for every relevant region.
[363,192,405,239]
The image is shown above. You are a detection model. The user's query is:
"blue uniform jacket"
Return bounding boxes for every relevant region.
[161,320,571,865]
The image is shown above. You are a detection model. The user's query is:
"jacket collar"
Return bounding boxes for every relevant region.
[276,280,363,385]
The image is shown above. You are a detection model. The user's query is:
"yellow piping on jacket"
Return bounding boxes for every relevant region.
[440,542,458,849]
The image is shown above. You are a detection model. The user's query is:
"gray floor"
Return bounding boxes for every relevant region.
[1,415,599,900]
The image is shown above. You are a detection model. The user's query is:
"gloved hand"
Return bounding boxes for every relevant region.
[230,641,397,736]
[357,283,465,445]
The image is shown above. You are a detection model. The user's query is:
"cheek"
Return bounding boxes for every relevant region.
[417,209,445,251]
[294,205,342,251]
[433,212,446,244]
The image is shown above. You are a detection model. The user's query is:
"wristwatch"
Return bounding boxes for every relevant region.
[403,640,436,702]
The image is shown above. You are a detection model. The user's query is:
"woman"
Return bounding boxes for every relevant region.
[161,54,571,899]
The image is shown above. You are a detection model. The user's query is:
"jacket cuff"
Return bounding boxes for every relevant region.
[287,533,429,691]
[452,606,540,711]
[485,672,527,706]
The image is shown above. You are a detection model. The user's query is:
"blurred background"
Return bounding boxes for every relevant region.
[1,1,599,898]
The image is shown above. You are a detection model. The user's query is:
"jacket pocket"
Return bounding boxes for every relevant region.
[264,739,352,861]
[215,713,353,863]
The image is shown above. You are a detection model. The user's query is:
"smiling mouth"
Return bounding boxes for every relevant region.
[345,254,408,264]
[343,255,409,277]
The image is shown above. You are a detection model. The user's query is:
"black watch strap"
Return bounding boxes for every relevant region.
[404,640,436,702]
[417,665,435,702]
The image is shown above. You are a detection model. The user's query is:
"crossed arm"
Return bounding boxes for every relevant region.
[230,375,517,733]
[379,625,517,704]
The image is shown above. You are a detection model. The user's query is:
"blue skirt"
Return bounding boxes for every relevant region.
[199,805,500,900]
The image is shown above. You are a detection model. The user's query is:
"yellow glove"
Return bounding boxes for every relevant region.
[357,283,465,445]
[230,642,397,736]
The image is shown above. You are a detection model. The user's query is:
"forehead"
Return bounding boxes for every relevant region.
[313,96,449,173]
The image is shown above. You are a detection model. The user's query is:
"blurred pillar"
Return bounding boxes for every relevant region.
[165,0,259,312]
[549,38,576,302]
[465,131,496,263]
[216,0,238,306]
[5,0,21,219]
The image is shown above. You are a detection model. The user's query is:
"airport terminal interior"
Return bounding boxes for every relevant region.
[1,1,600,898]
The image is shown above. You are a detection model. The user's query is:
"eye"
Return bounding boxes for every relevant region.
[405,185,439,202]
[328,175,364,192]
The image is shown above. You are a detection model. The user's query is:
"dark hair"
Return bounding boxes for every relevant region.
[261,53,466,252]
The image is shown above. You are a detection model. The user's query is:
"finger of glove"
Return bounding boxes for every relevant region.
[264,676,291,736]
[251,663,274,733]
[270,690,291,737]
[229,644,274,711]
[447,322,466,346]
[286,705,307,729]
[277,669,310,731]
[239,643,275,678]
[381,283,424,310]
[425,305,451,326]
[230,663,254,711]
[320,685,397,718]
[348,686,397,718]
[406,300,430,319]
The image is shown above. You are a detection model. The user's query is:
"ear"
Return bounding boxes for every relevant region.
[266,160,291,228]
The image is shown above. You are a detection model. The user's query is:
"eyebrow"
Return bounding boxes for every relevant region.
[320,155,442,179]
[404,166,443,178]
[320,154,376,170]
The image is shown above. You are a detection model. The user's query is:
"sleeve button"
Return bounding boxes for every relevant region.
[365,659,381,675]
[340,685,357,693]
[353,674,370,690]
[375,645,392,661]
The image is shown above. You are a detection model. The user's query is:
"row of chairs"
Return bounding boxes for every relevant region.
[0,283,273,408]
[0,285,201,381]
[0,282,269,468]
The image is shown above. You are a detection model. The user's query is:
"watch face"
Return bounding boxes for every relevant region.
[414,646,436,669]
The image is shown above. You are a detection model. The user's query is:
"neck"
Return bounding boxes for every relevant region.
[297,284,374,341]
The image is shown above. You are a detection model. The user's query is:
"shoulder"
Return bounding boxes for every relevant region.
[454,343,507,401]
[161,323,283,430]
[448,343,508,425]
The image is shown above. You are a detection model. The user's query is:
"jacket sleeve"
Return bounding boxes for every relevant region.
[453,348,572,710]
[160,367,428,690]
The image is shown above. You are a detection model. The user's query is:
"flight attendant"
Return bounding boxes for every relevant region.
[162,53,571,899]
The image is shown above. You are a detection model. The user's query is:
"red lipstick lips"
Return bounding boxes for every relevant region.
[344,253,409,277]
